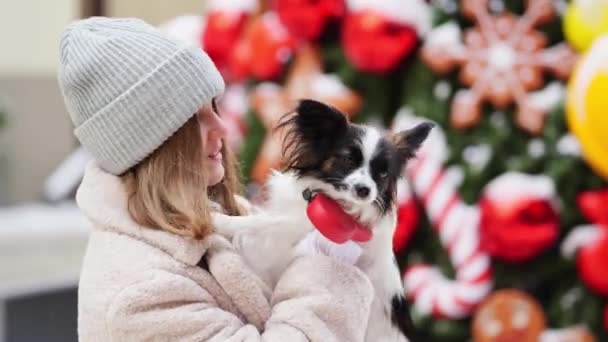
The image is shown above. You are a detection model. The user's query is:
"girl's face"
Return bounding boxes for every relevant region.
[197,99,228,187]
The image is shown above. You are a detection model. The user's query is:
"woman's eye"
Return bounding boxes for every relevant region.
[211,98,220,115]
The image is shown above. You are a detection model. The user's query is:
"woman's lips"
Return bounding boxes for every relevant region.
[208,151,222,161]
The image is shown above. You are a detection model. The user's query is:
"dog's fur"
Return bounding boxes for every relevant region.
[212,100,432,342]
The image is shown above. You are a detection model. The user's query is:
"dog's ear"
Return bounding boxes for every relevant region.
[277,99,349,171]
[392,122,434,161]
[291,99,348,144]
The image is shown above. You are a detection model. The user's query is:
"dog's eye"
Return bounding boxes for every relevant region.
[337,150,350,161]
[338,147,361,168]
[338,149,350,158]
[343,155,356,168]
[374,158,389,178]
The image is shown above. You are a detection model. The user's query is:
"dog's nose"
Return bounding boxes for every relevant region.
[354,184,370,199]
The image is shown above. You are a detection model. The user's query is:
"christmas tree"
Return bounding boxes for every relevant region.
[165,0,608,339]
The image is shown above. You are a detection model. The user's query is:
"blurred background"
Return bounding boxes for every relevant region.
[1,0,608,341]
[0,1,205,342]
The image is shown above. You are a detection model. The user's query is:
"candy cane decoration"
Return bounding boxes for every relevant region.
[393,108,493,319]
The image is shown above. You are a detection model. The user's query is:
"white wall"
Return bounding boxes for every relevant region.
[0,1,81,204]
[0,0,81,76]
[107,0,204,26]
[0,0,205,75]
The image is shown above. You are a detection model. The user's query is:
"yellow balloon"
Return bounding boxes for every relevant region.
[564,0,608,52]
[567,35,608,179]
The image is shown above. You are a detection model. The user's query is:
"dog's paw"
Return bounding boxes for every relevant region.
[232,229,262,255]
[210,212,240,238]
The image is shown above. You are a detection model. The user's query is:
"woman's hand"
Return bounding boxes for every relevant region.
[295,230,362,265]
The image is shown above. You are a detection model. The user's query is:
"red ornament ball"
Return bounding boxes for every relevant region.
[342,10,418,73]
[578,189,608,227]
[202,11,249,74]
[577,229,608,296]
[393,198,419,253]
[480,197,559,263]
[229,14,295,81]
[276,0,345,41]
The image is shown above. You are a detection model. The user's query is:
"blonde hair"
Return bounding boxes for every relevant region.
[121,115,243,240]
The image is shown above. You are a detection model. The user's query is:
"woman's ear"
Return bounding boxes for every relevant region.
[392,122,434,161]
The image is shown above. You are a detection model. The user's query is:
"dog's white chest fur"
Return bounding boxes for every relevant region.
[356,213,410,342]
[216,172,410,341]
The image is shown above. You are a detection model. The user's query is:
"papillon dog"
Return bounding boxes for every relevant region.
[212,99,432,342]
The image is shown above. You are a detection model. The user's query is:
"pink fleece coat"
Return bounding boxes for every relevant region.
[76,163,374,341]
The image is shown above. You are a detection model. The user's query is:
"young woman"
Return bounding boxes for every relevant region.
[59,17,374,341]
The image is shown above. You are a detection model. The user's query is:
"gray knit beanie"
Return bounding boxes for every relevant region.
[58,17,224,175]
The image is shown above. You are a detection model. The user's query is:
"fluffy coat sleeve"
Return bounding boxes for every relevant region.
[106,255,374,342]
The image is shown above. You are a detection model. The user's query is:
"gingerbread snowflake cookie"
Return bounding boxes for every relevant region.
[473,289,546,342]
[421,0,577,134]
[472,289,597,342]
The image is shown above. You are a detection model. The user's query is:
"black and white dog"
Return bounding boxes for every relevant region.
[213,100,432,341]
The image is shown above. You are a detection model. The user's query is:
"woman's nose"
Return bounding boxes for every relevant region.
[209,112,228,139]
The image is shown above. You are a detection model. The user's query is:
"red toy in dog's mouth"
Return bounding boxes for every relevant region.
[305,192,372,243]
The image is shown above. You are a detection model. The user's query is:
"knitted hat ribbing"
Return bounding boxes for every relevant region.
[58,17,224,175]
